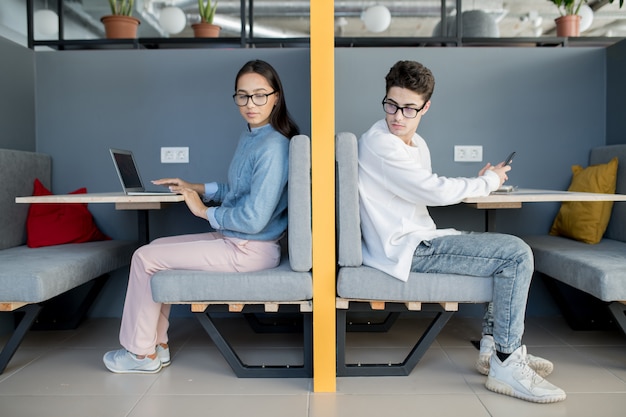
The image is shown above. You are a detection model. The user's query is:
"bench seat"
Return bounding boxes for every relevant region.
[337,266,492,304]
[152,257,312,310]
[151,135,313,378]
[523,236,626,303]
[524,144,626,334]
[0,240,135,307]
[1,147,136,374]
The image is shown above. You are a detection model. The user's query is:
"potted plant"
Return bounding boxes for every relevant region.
[192,0,220,38]
[101,0,141,39]
[549,0,624,37]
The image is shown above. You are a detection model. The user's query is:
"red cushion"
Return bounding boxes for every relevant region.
[26,179,110,248]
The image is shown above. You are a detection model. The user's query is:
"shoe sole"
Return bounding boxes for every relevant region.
[103,358,162,374]
[105,364,162,374]
[485,377,566,403]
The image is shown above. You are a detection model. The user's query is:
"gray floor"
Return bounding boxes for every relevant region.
[1,313,625,417]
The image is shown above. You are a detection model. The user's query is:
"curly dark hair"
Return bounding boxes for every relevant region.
[235,60,300,139]
[385,60,435,102]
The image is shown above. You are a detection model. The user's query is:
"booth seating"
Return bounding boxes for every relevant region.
[150,135,313,378]
[524,144,626,334]
[0,148,136,374]
[334,132,494,376]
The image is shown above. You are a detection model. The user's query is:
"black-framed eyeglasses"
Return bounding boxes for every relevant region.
[233,91,277,107]
[382,98,427,119]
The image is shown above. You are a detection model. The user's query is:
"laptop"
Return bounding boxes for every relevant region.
[109,148,176,195]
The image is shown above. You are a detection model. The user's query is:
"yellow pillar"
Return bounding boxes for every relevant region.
[310,0,336,392]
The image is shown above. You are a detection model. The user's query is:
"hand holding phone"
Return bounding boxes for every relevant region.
[504,151,516,166]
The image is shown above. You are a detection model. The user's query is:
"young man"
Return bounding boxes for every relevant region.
[357,60,566,404]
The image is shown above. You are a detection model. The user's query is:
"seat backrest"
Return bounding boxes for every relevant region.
[589,144,626,242]
[335,132,362,267]
[0,149,51,250]
[287,135,312,272]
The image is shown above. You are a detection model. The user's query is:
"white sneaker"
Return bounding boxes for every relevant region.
[475,335,553,377]
[103,349,162,374]
[486,345,566,403]
[156,344,171,367]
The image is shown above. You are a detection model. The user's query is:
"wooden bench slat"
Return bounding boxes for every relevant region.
[440,302,459,311]
[0,302,28,312]
[406,301,422,311]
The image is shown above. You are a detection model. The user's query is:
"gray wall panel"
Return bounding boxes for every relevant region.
[0,37,35,151]
[607,39,626,146]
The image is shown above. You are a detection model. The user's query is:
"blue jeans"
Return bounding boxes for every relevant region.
[410,232,533,354]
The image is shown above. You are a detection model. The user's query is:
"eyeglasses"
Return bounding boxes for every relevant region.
[382,98,427,119]
[233,91,277,107]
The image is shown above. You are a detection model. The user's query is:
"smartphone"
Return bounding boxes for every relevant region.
[504,151,516,166]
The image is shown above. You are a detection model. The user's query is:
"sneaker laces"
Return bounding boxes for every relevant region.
[513,354,545,387]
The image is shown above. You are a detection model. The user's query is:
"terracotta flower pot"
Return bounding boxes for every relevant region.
[191,22,221,38]
[101,15,141,39]
[555,15,581,37]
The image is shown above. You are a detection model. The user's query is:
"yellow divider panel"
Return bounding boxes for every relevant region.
[311,0,336,393]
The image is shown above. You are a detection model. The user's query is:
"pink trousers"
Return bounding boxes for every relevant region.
[119,232,281,355]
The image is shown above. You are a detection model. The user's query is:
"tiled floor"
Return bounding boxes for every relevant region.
[1,313,625,417]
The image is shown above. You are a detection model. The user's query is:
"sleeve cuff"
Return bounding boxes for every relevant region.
[206,207,220,230]
[483,170,501,190]
[203,182,218,201]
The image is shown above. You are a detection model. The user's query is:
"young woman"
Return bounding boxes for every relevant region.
[104,59,299,374]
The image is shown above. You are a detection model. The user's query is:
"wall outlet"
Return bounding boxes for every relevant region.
[454,145,483,162]
[161,147,189,163]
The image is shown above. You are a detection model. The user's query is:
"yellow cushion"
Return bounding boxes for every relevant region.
[549,157,618,244]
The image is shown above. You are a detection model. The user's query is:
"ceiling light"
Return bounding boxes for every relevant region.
[159,6,187,35]
[34,9,59,37]
[361,5,391,33]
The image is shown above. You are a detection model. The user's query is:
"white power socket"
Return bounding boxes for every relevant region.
[454,145,483,162]
[161,147,189,163]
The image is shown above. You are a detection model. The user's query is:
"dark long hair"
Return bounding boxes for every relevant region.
[235,60,300,139]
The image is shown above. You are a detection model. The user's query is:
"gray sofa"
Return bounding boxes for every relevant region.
[334,132,493,376]
[0,148,136,374]
[524,144,626,334]
[150,134,313,378]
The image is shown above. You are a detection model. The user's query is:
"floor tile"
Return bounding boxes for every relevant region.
[337,348,475,395]
[310,393,491,417]
[146,348,311,395]
[130,394,310,417]
[0,348,160,396]
[478,392,626,417]
[0,395,140,417]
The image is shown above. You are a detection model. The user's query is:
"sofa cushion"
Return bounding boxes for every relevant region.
[26,179,110,248]
[337,266,493,303]
[524,235,626,302]
[549,157,618,244]
[287,135,312,272]
[151,257,312,303]
[0,240,136,303]
[0,149,51,250]
[335,132,363,267]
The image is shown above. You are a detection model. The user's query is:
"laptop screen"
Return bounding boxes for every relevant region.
[111,149,143,190]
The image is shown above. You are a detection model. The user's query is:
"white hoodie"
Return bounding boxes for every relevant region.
[358,119,500,281]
